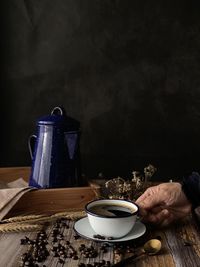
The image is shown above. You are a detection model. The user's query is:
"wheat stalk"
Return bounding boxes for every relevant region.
[0,211,86,227]
[0,223,42,233]
[0,210,86,233]
[51,210,86,219]
[1,214,46,223]
[23,211,86,223]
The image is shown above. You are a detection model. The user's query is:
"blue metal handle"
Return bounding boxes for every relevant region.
[28,134,37,160]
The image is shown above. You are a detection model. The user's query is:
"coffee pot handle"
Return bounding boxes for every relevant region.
[28,135,37,160]
[51,106,66,116]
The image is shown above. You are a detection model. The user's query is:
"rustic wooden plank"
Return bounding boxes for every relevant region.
[1,216,200,267]
[0,166,100,217]
[6,184,100,217]
[0,167,30,183]
[0,219,115,267]
[164,218,200,267]
[128,227,176,267]
[0,232,35,267]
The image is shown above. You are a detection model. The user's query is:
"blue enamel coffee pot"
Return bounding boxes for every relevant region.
[28,106,83,188]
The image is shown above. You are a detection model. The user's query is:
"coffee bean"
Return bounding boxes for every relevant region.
[101,243,109,249]
[21,253,28,261]
[19,218,117,267]
[53,252,59,257]
[20,238,28,245]
[72,255,78,260]
[114,249,121,255]
[98,234,105,240]
[57,234,64,240]
[58,251,64,256]
[79,247,85,252]
[126,248,133,253]
[58,258,64,264]
[92,251,98,257]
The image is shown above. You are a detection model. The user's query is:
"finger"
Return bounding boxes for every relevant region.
[151,205,166,214]
[159,214,174,227]
[137,194,166,211]
[146,209,170,224]
[135,192,150,204]
[135,186,157,203]
[138,206,148,217]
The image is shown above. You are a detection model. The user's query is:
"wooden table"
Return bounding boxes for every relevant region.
[0,167,200,266]
[0,213,200,267]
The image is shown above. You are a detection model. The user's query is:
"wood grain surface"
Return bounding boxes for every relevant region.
[6,185,100,217]
[0,167,30,182]
[0,215,200,267]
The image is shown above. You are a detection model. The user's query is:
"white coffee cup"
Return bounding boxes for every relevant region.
[85,199,139,239]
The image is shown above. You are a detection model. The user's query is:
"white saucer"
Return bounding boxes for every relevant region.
[74,217,146,242]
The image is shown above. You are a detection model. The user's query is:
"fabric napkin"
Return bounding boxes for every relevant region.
[0,178,35,220]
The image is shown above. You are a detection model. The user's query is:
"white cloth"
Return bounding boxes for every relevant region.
[0,178,35,220]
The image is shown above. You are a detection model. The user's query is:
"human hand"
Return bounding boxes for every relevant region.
[135,182,192,227]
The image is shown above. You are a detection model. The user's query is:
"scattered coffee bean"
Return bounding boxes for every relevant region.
[93,234,105,240]
[53,252,59,257]
[20,237,29,245]
[19,218,119,266]
[72,255,78,260]
[58,258,64,264]
[114,248,121,255]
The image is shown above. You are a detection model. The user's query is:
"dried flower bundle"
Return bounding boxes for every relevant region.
[105,164,157,200]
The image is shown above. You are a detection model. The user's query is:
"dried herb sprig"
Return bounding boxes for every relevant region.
[105,164,157,200]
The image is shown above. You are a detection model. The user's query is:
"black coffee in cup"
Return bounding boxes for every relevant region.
[89,203,136,217]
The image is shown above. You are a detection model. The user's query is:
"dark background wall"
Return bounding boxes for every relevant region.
[1,1,200,180]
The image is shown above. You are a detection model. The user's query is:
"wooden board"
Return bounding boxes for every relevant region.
[0,166,30,182]
[6,185,100,217]
[0,167,100,217]
[1,215,200,267]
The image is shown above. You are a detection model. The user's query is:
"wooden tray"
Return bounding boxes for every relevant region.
[0,167,101,217]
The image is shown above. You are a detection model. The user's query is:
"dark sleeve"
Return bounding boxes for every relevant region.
[182,172,200,208]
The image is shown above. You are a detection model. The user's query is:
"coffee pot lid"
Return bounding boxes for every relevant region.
[37,106,80,131]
